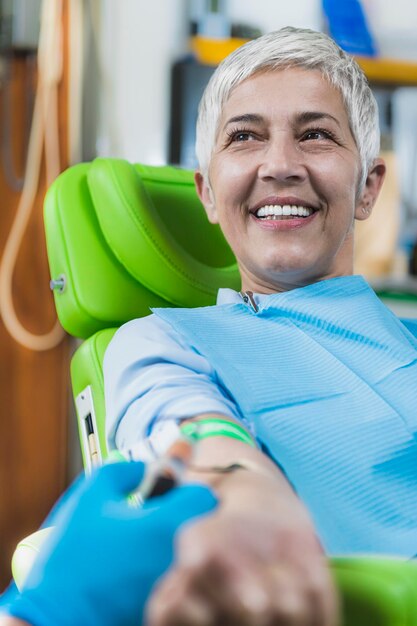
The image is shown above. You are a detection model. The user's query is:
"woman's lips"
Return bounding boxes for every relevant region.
[250,211,318,230]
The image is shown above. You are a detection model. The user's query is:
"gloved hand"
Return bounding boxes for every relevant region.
[3,461,217,626]
[0,583,20,614]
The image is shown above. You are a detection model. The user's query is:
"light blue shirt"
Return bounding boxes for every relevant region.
[104,288,255,460]
[151,275,417,555]
[105,284,417,462]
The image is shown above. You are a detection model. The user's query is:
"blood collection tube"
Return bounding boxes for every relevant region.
[137,436,194,500]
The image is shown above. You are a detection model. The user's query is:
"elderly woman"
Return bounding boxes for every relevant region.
[104,26,417,626]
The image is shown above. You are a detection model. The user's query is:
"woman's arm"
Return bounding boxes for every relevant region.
[0,619,30,626]
[104,316,245,454]
[105,319,339,625]
[146,415,339,626]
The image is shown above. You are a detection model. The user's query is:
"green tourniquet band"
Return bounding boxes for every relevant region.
[180,418,255,447]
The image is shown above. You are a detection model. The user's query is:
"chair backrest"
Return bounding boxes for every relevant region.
[44,157,240,469]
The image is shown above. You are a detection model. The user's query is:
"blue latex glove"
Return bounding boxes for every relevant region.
[0,583,20,613]
[3,461,217,626]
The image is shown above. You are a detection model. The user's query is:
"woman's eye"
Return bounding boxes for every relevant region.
[235,132,251,141]
[227,129,257,143]
[302,128,334,141]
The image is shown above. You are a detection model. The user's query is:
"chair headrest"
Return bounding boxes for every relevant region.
[44,158,239,338]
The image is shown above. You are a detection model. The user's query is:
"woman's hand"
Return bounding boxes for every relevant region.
[145,469,339,626]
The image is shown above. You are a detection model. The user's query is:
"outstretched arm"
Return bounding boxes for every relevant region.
[146,416,339,626]
[105,316,339,625]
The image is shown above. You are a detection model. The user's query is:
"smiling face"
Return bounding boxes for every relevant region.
[195,67,385,293]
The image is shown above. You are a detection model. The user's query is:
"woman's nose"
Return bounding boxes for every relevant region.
[257,136,306,182]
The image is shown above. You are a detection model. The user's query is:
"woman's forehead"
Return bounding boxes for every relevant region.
[219,67,348,124]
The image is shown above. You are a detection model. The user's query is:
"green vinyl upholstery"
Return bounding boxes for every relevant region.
[44,158,239,339]
[43,157,240,465]
[70,328,117,465]
[332,558,417,625]
[12,157,417,625]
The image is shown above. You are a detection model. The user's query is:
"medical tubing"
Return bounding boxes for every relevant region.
[180,418,256,447]
[0,0,65,351]
[40,0,62,185]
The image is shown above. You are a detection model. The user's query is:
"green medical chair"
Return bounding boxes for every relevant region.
[45,156,240,469]
[13,157,417,625]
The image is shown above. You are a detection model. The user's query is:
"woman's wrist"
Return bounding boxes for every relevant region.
[215,465,311,519]
[0,617,31,626]
[179,415,316,529]
[184,435,309,516]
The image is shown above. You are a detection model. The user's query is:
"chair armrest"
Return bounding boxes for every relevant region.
[12,528,53,592]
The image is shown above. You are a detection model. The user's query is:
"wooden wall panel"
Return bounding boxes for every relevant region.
[0,2,71,590]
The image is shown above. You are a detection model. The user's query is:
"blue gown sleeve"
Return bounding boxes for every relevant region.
[103,314,247,458]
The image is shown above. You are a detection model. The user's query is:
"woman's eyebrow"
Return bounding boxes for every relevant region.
[295,111,341,127]
[222,113,264,130]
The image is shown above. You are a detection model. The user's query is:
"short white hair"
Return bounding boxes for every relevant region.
[195,26,380,191]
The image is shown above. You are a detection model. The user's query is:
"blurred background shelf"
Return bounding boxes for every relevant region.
[355,56,417,86]
[189,36,417,88]
[372,275,417,295]
[372,275,417,317]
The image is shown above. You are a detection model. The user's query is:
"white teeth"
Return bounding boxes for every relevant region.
[255,204,314,218]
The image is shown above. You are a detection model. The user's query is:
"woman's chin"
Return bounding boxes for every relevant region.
[241,263,321,292]
[257,258,318,280]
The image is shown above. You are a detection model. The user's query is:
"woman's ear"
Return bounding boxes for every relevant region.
[355,157,386,221]
[194,171,219,223]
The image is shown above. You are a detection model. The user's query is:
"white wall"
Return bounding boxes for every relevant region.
[227,0,322,32]
[365,0,417,59]
[97,0,188,164]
